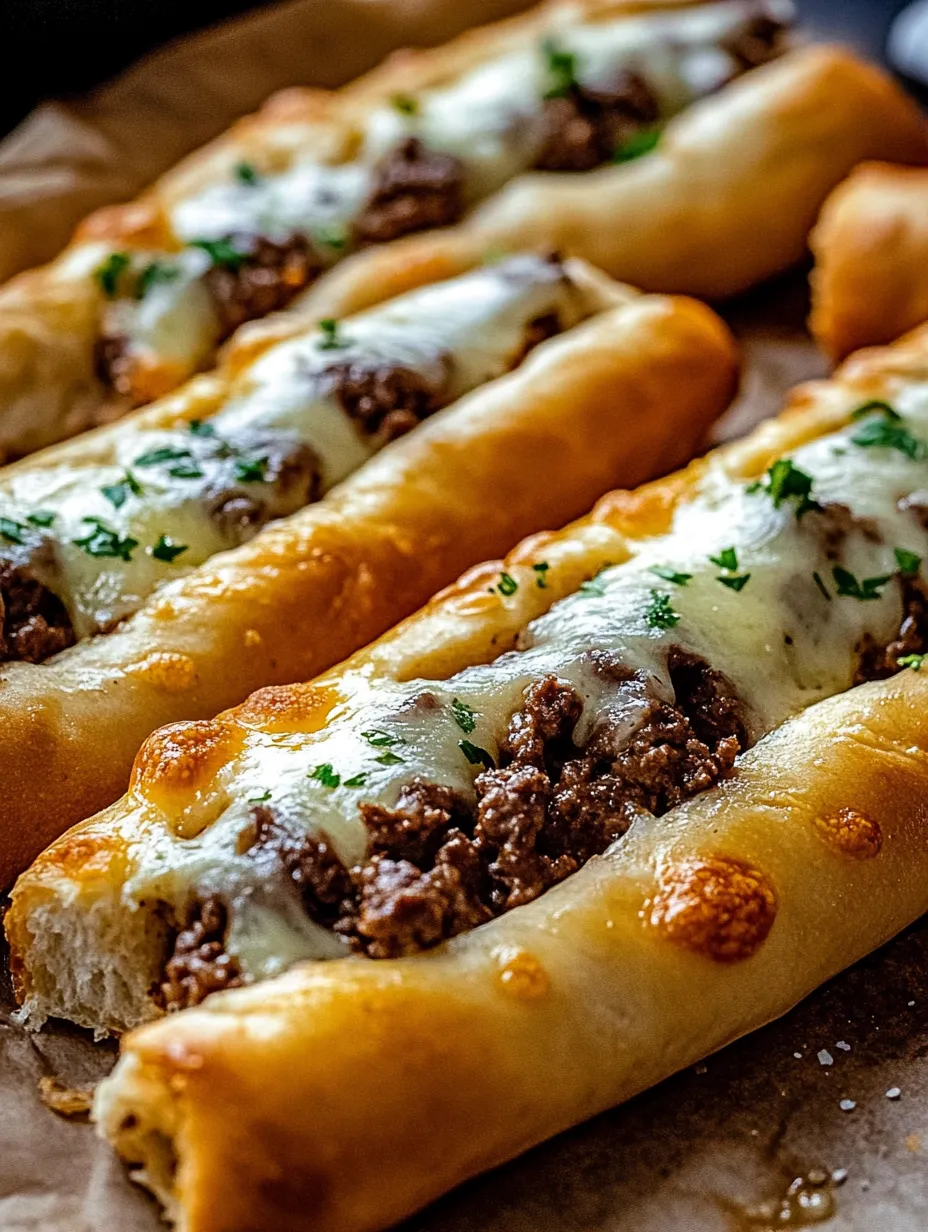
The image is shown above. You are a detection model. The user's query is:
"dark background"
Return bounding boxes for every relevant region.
[0,0,916,139]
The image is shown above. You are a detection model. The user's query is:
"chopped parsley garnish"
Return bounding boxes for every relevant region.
[749,458,821,519]
[72,518,138,561]
[541,37,578,99]
[451,698,477,734]
[189,237,248,269]
[309,763,340,788]
[314,224,348,251]
[812,570,831,601]
[318,317,350,350]
[579,570,607,598]
[612,127,661,164]
[850,399,900,422]
[362,729,402,748]
[247,790,271,803]
[26,510,56,528]
[374,750,405,766]
[532,561,550,588]
[650,565,692,586]
[234,161,261,186]
[645,589,680,629]
[234,456,268,483]
[136,261,180,299]
[459,739,495,769]
[149,534,188,563]
[0,517,27,544]
[895,547,922,576]
[899,653,926,672]
[188,419,217,438]
[493,572,519,597]
[101,470,143,509]
[95,251,131,298]
[832,565,892,601]
[850,410,927,460]
[134,445,194,468]
[343,773,368,788]
[718,573,751,592]
[168,460,205,479]
[710,547,739,572]
[391,93,419,115]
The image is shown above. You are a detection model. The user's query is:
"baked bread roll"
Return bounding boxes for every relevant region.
[0,256,737,886]
[811,160,928,362]
[11,314,928,1232]
[2,0,926,459]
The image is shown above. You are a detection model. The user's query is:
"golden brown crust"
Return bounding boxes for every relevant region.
[810,160,928,361]
[80,318,928,1232]
[0,281,736,888]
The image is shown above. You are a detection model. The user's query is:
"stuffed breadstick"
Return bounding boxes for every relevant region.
[11,314,928,1232]
[2,0,926,459]
[811,161,928,362]
[0,255,737,886]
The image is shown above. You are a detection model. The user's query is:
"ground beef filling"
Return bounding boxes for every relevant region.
[855,576,928,683]
[207,435,322,540]
[244,650,745,964]
[159,896,243,1013]
[93,333,139,402]
[204,233,322,341]
[0,543,74,664]
[353,138,465,247]
[534,70,660,172]
[322,358,453,443]
[721,13,788,70]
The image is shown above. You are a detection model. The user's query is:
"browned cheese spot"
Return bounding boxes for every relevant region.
[126,652,199,693]
[234,682,340,733]
[131,719,241,804]
[497,948,550,1000]
[814,807,883,860]
[649,855,777,963]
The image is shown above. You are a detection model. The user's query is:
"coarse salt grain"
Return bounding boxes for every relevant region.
[818,1050,834,1066]
[839,1099,856,1112]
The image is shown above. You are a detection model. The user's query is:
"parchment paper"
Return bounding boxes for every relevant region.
[0,3,923,1230]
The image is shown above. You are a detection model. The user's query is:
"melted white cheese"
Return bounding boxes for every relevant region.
[123,383,928,981]
[1,256,582,638]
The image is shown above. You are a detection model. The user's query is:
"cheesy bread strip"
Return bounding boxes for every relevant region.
[11,320,928,1232]
[810,161,928,362]
[0,258,736,886]
[2,0,924,460]
[10,308,928,1033]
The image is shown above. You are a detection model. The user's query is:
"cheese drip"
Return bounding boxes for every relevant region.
[124,389,928,980]
[0,255,580,641]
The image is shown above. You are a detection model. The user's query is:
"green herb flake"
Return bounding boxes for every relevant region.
[234,161,261,186]
[95,251,131,298]
[318,318,349,350]
[645,589,680,630]
[532,561,550,588]
[72,518,138,562]
[149,534,188,563]
[899,653,926,672]
[849,399,901,423]
[851,414,927,461]
[314,224,348,251]
[26,510,56,528]
[650,565,692,586]
[375,750,405,766]
[750,458,822,519]
[494,571,519,597]
[459,739,495,770]
[451,698,477,734]
[362,729,401,748]
[612,127,661,164]
[832,565,892,601]
[343,773,368,788]
[812,570,831,601]
[189,237,248,270]
[135,445,194,468]
[895,547,922,576]
[247,790,271,803]
[391,93,419,115]
[718,573,751,592]
[168,461,205,479]
[188,419,217,438]
[309,763,340,788]
[136,261,180,299]
[710,547,739,572]
[0,517,27,544]
[541,37,577,99]
[234,456,268,484]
